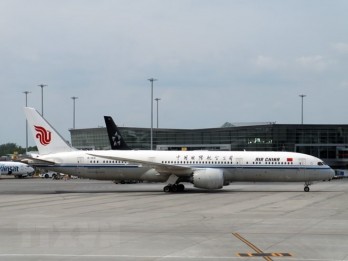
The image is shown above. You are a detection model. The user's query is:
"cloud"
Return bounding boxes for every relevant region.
[2,1,348,146]
[332,42,348,54]
[339,81,348,89]
[295,55,331,72]
[252,55,285,71]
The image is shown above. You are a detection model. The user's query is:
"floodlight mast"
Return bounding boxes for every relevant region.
[38,84,47,116]
[23,91,31,153]
[299,94,306,124]
[71,96,78,129]
[148,78,157,150]
[155,98,161,128]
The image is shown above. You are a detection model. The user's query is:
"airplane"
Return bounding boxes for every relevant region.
[0,161,35,178]
[104,116,131,150]
[24,107,334,192]
[104,116,136,184]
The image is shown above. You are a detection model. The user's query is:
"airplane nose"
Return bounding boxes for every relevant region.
[328,168,335,180]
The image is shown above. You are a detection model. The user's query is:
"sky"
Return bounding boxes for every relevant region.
[1,0,348,147]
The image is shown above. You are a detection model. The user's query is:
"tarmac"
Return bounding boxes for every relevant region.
[0,177,347,260]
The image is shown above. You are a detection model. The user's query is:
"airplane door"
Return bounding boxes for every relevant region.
[235,158,243,171]
[235,158,243,166]
[77,157,84,175]
[299,158,306,180]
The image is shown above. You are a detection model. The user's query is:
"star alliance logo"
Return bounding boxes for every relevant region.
[112,131,121,147]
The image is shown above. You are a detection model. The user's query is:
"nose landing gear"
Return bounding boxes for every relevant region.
[304,181,312,192]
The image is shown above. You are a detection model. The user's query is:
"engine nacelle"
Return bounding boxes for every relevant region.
[192,168,224,189]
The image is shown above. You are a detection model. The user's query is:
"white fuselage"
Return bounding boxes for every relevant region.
[33,150,334,183]
[0,162,35,176]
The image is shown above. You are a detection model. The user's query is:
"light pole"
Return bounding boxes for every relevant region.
[38,84,47,116]
[23,91,31,154]
[71,96,78,129]
[148,78,157,150]
[155,98,161,128]
[299,94,306,124]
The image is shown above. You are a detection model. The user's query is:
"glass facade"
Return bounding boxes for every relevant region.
[70,124,348,169]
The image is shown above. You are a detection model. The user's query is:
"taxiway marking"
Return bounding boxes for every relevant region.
[232,232,292,261]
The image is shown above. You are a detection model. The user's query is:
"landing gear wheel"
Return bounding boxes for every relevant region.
[304,186,310,192]
[163,184,185,193]
[177,184,185,192]
[171,184,178,192]
[163,185,172,193]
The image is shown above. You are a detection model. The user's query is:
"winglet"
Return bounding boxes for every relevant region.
[24,107,77,155]
[104,116,131,150]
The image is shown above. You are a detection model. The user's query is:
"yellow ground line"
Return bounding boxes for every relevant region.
[232,233,273,261]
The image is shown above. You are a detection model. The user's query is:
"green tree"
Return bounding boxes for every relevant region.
[0,143,37,156]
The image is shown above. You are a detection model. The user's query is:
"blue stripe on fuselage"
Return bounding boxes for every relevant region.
[37,163,330,171]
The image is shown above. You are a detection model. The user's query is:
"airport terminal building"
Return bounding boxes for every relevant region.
[70,123,348,169]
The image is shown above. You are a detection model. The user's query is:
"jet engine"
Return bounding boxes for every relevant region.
[192,168,224,189]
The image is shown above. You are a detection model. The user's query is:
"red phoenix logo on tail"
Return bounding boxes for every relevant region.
[34,125,52,146]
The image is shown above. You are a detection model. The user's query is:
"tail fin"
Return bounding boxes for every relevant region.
[24,107,77,155]
[104,116,131,150]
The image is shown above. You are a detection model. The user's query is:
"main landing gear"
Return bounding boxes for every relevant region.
[163,174,185,193]
[163,184,185,193]
[304,181,312,192]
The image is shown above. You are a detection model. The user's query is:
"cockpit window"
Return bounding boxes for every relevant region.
[317,162,325,166]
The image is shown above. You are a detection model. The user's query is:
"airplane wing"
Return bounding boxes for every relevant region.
[88,153,193,176]
[20,157,56,166]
